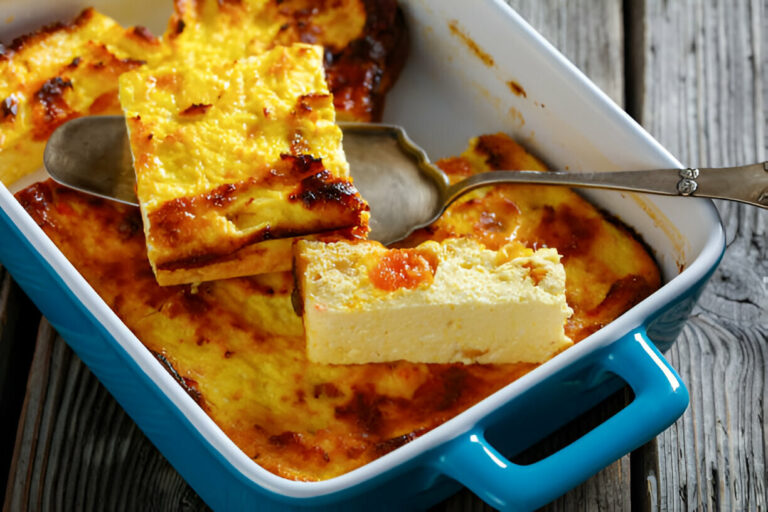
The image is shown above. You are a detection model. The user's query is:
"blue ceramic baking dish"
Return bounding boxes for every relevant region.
[0,0,724,510]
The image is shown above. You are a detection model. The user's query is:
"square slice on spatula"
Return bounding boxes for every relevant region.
[118,43,369,285]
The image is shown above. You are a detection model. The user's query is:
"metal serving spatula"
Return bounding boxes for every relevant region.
[44,115,768,245]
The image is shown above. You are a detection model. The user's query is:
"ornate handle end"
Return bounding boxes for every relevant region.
[676,168,699,196]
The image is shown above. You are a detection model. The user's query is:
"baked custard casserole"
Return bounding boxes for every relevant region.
[3,0,660,481]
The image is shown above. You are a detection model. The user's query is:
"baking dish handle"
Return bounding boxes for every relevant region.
[435,327,688,511]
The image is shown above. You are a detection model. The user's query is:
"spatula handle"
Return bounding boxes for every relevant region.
[445,162,768,209]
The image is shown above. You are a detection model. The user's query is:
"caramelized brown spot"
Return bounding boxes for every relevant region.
[534,205,600,258]
[67,56,82,68]
[88,92,119,115]
[314,382,343,399]
[3,8,95,57]
[374,429,427,455]
[589,274,655,318]
[130,25,157,43]
[323,0,408,121]
[14,181,55,228]
[152,352,206,407]
[167,287,212,317]
[155,73,179,90]
[412,366,471,411]
[31,77,75,140]
[265,154,326,187]
[448,20,494,67]
[1,96,18,121]
[267,431,331,463]
[522,262,548,286]
[269,431,302,447]
[289,169,366,213]
[437,156,474,178]
[180,103,212,116]
[474,133,529,170]
[335,386,387,434]
[117,211,143,240]
[507,80,527,98]
[294,93,330,114]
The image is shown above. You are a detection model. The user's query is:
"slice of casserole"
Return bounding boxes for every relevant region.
[294,238,573,365]
[119,43,369,285]
[0,8,163,186]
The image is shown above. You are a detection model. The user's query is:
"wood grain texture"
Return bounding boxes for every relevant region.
[633,0,768,510]
[0,267,39,506]
[507,0,625,107]
[3,321,208,512]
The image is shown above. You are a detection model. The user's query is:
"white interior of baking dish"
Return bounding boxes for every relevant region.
[1,0,724,500]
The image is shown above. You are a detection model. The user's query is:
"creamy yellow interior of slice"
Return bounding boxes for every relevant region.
[295,238,574,365]
[119,43,368,285]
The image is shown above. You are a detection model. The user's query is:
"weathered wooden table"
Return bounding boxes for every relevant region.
[2,1,766,510]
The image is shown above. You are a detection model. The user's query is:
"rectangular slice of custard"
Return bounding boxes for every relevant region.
[0,8,163,186]
[294,238,574,365]
[118,43,369,285]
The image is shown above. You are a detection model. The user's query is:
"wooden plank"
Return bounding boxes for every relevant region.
[507,0,625,106]
[0,268,40,505]
[3,322,208,511]
[631,0,768,510]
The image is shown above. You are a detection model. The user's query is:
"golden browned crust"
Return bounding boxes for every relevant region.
[0,8,98,60]
[323,0,409,121]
